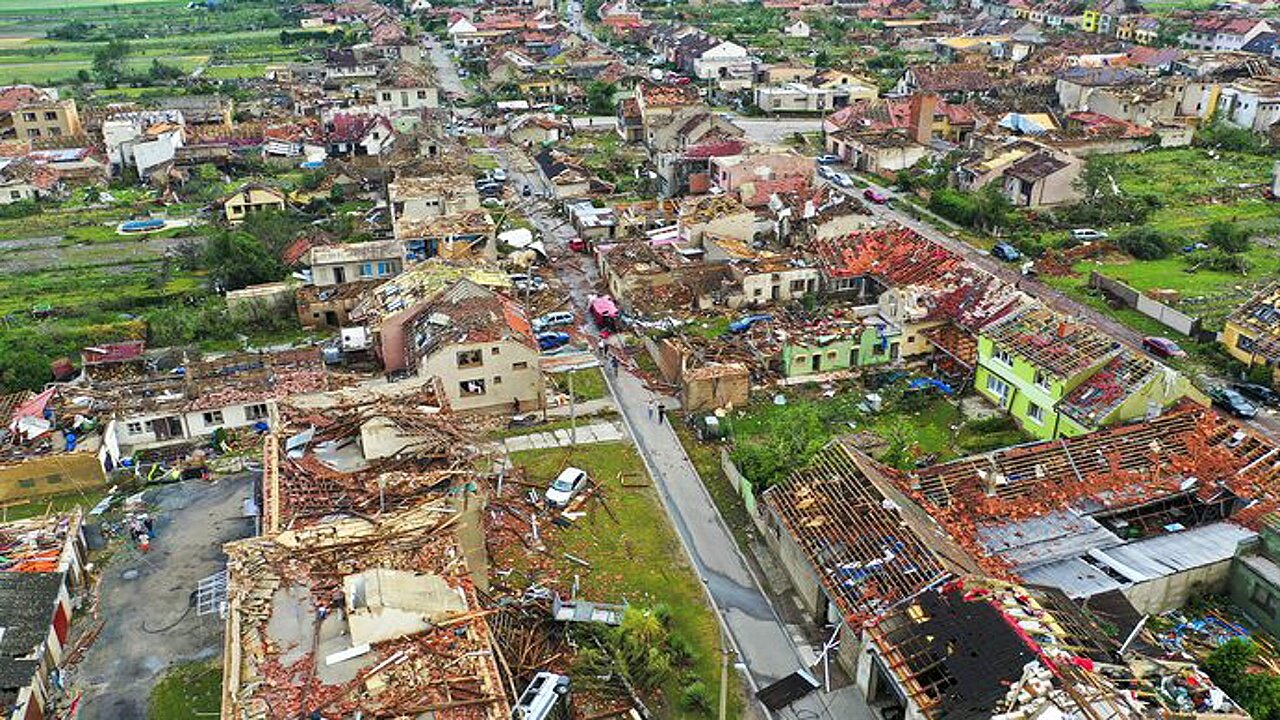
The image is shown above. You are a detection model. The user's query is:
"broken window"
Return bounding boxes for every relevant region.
[512,361,529,370]
[203,411,225,427]
[986,375,1010,402]
[456,349,483,368]
[459,379,486,396]
[1034,370,1051,392]
[1027,402,1045,425]
[125,421,144,435]
[994,349,1013,367]
[246,404,269,421]
[493,376,503,385]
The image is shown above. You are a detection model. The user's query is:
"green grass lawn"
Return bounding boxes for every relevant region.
[507,442,740,718]
[549,367,608,402]
[0,487,109,523]
[0,0,183,11]
[148,660,222,720]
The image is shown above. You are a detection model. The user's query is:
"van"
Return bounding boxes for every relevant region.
[533,311,574,332]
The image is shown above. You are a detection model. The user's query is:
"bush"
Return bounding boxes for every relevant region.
[1206,220,1251,254]
[680,681,714,714]
[1205,639,1280,720]
[1116,227,1173,261]
[0,199,41,219]
[1195,248,1253,274]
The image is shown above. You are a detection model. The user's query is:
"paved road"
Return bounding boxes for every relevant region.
[829,173,1280,439]
[500,141,872,718]
[426,38,466,99]
[603,365,873,720]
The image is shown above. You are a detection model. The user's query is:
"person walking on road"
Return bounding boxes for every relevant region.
[657,403,667,424]
[647,399,655,420]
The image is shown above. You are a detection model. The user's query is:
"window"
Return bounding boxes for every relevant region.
[790,279,807,292]
[1034,370,1051,391]
[1027,402,1045,424]
[381,92,391,101]
[490,346,501,356]
[377,261,392,276]
[43,111,56,121]
[459,378,486,396]
[203,411,224,426]
[493,375,503,385]
[1237,334,1257,352]
[126,421,144,435]
[417,90,427,99]
[21,112,35,122]
[9,190,20,199]
[456,349,483,368]
[986,374,1010,401]
[48,127,60,136]
[246,403,269,421]
[26,128,40,138]
[512,361,529,370]
[994,348,1013,366]
[359,263,373,278]
[1251,584,1279,615]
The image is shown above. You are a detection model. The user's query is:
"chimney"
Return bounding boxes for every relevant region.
[908,93,938,146]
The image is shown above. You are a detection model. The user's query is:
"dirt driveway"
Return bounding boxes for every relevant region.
[71,474,255,720]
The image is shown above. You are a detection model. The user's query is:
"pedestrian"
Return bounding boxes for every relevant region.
[611,356,620,374]
[657,403,667,424]
[647,399,655,420]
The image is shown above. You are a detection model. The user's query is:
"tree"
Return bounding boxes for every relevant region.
[238,209,305,258]
[586,81,617,115]
[204,231,285,292]
[0,345,50,393]
[1206,220,1251,254]
[1205,639,1280,720]
[92,39,131,86]
[1116,227,1172,260]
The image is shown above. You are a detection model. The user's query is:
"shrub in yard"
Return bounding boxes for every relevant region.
[1194,248,1253,275]
[1206,220,1251,254]
[1205,639,1280,720]
[1116,228,1173,260]
[680,681,714,714]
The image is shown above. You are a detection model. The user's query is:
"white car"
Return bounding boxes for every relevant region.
[491,168,508,182]
[545,467,588,507]
[1069,228,1108,242]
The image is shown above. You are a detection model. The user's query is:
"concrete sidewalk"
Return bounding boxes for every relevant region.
[603,366,873,720]
[503,420,624,452]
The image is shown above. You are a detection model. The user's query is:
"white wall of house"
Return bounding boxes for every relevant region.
[420,339,544,412]
[376,86,439,114]
[116,400,279,452]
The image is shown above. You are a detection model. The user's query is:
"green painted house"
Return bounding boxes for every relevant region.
[782,323,901,377]
[975,307,1198,439]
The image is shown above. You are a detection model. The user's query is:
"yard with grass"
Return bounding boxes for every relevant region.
[1027,147,1280,342]
[504,442,740,718]
[549,367,609,402]
[723,378,1030,490]
[148,660,222,720]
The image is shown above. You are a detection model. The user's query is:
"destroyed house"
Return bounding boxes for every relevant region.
[222,503,510,720]
[0,389,107,506]
[395,209,497,263]
[1222,281,1280,386]
[404,279,544,413]
[900,406,1280,613]
[98,348,328,456]
[261,387,466,533]
[860,577,1243,720]
[762,441,962,676]
[0,510,86,720]
[976,306,1192,439]
[800,227,1023,376]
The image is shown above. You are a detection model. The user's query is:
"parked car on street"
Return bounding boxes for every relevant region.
[816,165,836,180]
[545,466,589,507]
[510,274,548,293]
[991,243,1022,262]
[863,188,889,204]
[816,154,841,165]
[491,168,507,182]
[536,331,571,351]
[1232,382,1280,407]
[533,311,575,333]
[1209,387,1258,419]
[1069,228,1108,242]
[1141,336,1186,359]
[833,173,854,188]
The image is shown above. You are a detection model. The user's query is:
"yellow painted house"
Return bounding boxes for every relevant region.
[1223,282,1280,387]
[221,183,288,225]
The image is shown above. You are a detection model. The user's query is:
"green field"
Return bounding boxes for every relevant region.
[0,0,185,12]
